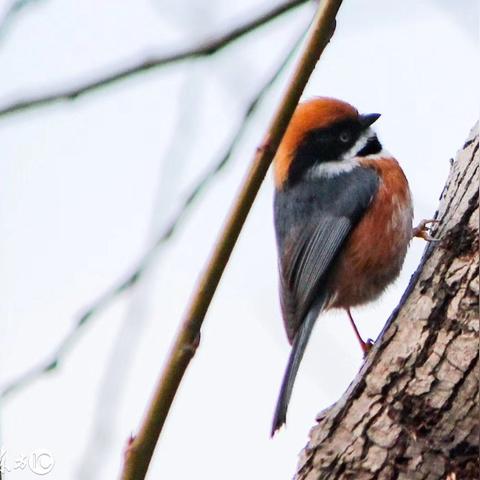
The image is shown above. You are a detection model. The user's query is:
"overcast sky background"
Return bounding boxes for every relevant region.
[0,0,478,479]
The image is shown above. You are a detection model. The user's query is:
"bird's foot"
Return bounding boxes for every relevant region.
[413,219,440,242]
[346,309,374,357]
[361,338,374,357]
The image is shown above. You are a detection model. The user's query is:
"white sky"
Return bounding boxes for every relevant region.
[0,0,478,479]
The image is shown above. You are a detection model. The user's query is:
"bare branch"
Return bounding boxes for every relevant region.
[76,28,306,480]
[0,29,303,401]
[0,0,309,119]
[120,1,343,478]
[0,0,45,40]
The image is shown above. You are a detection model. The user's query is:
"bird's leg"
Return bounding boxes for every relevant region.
[346,308,373,356]
[413,219,440,242]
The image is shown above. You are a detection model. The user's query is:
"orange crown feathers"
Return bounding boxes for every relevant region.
[274,97,358,188]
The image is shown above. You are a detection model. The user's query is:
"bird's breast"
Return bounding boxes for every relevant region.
[328,157,413,309]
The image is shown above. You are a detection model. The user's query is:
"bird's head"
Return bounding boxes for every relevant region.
[274,97,382,189]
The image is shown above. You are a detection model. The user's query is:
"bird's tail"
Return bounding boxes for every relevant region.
[271,302,325,436]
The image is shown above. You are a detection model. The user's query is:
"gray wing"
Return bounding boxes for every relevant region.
[279,214,351,343]
[272,168,380,433]
[274,167,380,343]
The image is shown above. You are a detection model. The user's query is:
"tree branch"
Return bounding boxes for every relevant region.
[0,0,309,119]
[0,0,45,41]
[0,28,304,401]
[120,1,343,478]
[295,124,479,480]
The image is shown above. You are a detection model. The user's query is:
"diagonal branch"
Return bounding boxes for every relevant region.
[121,1,344,478]
[0,0,309,119]
[0,29,303,401]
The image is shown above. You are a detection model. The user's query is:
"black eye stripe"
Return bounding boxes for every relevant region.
[288,120,361,186]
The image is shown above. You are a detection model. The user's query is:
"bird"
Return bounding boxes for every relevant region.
[271,97,435,436]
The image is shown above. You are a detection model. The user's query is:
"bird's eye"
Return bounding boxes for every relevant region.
[339,131,351,143]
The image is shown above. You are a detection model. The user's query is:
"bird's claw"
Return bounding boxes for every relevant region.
[413,219,441,242]
[361,338,374,356]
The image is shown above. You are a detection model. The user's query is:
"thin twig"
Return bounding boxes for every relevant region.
[121,1,343,478]
[76,34,304,479]
[0,0,309,119]
[0,31,303,401]
[76,72,202,480]
[0,0,45,40]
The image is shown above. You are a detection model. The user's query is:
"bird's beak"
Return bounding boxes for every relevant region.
[359,113,381,129]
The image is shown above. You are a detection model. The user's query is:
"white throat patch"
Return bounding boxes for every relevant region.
[307,158,359,179]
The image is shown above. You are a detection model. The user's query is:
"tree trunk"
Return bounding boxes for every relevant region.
[295,124,479,480]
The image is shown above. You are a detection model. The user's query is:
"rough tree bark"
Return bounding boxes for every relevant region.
[295,123,479,480]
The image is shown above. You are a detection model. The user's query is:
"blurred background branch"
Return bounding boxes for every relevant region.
[0,0,45,41]
[0,26,304,402]
[0,0,309,118]
[75,27,305,480]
